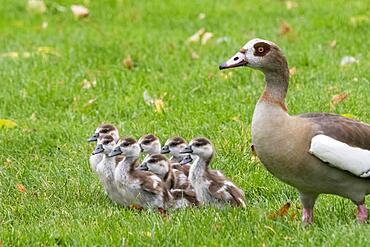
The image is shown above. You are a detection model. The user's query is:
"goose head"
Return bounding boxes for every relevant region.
[109,137,140,158]
[92,134,116,155]
[138,154,170,178]
[180,137,214,160]
[138,134,161,155]
[219,38,287,73]
[88,124,119,143]
[161,137,187,156]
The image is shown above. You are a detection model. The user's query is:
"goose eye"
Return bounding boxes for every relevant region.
[122,142,129,147]
[257,47,264,53]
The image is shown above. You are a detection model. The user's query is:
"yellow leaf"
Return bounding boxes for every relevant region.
[187,28,205,43]
[341,113,358,120]
[201,32,213,45]
[0,119,17,128]
[37,46,60,56]
[154,99,164,113]
[2,52,19,58]
[83,97,96,108]
[289,67,297,76]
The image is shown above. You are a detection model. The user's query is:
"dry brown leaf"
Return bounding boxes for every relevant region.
[251,145,257,157]
[329,40,337,48]
[330,92,348,109]
[16,184,27,193]
[122,55,134,70]
[289,67,297,76]
[187,28,205,43]
[71,5,89,18]
[201,32,213,45]
[27,0,47,13]
[285,1,298,10]
[82,79,96,89]
[279,21,292,36]
[154,99,164,113]
[268,202,291,219]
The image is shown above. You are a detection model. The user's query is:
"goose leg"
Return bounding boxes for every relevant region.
[356,201,368,224]
[299,192,318,224]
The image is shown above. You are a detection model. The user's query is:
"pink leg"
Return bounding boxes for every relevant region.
[302,208,314,224]
[299,192,318,224]
[357,203,368,224]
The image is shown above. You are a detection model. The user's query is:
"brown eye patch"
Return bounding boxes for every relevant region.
[253,42,271,57]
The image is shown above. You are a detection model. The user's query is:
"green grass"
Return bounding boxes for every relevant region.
[1,0,370,246]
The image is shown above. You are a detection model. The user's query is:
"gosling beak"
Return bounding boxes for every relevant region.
[92,144,104,155]
[87,133,99,142]
[180,155,193,165]
[219,51,247,70]
[108,146,122,157]
[180,145,193,154]
[161,145,170,154]
[138,162,149,171]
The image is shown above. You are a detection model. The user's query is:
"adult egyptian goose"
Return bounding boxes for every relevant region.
[92,134,126,205]
[87,124,119,173]
[161,137,191,176]
[180,138,246,208]
[109,137,171,210]
[220,38,370,223]
[138,154,197,208]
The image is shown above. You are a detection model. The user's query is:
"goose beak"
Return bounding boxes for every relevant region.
[219,51,247,70]
[87,133,99,142]
[180,155,193,165]
[92,144,104,155]
[161,145,170,154]
[139,144,144,152]
[180,146,193,154]
[138,162,149,171]
[108,146,122,157]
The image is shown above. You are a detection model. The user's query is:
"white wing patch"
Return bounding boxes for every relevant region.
[309,134,370,177]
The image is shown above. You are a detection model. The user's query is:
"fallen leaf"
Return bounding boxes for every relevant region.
[37,46,60,57]
[341,113,358,120]
[231,115,240,122]
[83,96,96,108]
[2,52,19,58]
[350,15,369,26]
[262,242,266,247]
[268,202,291,219]
[41,21,48,29]
[82,79,96,89]
[122,55,134,69]
[201,32,213,45]
[71,5,89,18]
[154,99,164,113]
[251,145,257,157]
[340,56,358,66]
[187,28,205,43]
[0,119,17,128]
[27,0,47,13]
[330,92,348,109]
[198,13,206,20]
[143,90,154,105]
[289,67,297,76]
[16,184,27,193]
[190,50,199,60]
[30,112,37,121]
[279,21,292,36]
[285,1,298,9]
[216,36,230,44]
[220,71,233,80]
[329,40,337,48]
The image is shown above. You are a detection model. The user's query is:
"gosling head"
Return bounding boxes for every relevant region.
[161,137,187,157]
[88,124,119,143]
[92,134,116,155]
[219,38,287,73]
[138,154,170,179]
[109,137,140,158]
[138,134,161,155]
[180,137,214,160]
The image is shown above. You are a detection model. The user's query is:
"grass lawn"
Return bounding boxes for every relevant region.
[1,0,370,245]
